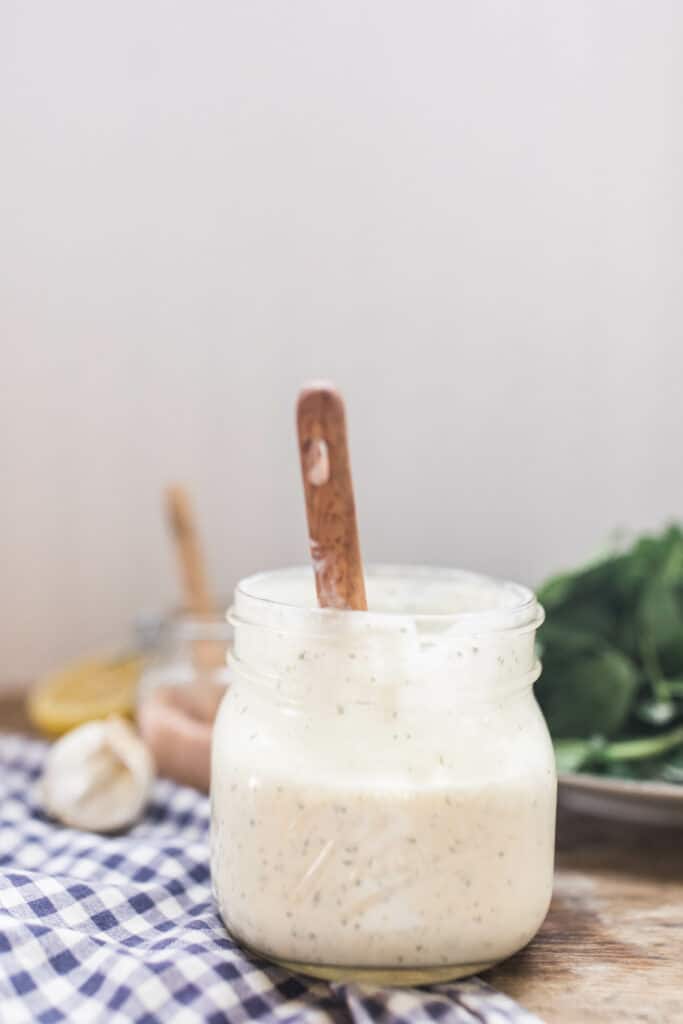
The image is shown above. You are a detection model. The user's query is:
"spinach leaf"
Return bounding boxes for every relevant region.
[554,726,683,776]
[659,748,683,784]
[635,697,679,727]
[554,737,606,773]
[537,648,637,739]
[537,524,683,783]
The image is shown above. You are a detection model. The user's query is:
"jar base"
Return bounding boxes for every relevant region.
[260,953,500,986]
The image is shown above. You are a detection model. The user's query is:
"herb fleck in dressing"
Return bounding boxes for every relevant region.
[211,567,556,981]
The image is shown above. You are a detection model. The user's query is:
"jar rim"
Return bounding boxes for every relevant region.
[153,603,233,645]
[233,564,543,635]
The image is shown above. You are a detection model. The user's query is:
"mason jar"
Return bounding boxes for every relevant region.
[211,566,555,984]
[137,609,232,706]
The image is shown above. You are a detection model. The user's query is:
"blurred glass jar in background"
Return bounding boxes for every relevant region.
[136,609,232,706]
[136,608,232,791]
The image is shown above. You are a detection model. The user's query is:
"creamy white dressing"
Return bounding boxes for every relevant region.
[211,567,556,977]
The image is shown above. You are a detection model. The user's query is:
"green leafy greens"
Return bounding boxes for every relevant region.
[536,524,683,782]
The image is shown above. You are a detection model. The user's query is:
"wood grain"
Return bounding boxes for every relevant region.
[0,692,34,735]
[165,484,213,616]
[485,806,683,1023]
[296,384,367,611]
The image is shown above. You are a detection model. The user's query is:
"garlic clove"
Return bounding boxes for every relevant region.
[42,716,155,833]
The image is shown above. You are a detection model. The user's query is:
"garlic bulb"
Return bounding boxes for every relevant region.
[42,716,155,833]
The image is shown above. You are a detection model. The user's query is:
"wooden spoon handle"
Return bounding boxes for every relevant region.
[165,485,213,616]
[296,383,367,611]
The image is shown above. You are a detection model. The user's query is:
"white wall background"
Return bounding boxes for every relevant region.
[1,1,681,684]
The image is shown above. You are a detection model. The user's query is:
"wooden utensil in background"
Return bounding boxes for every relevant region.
[296,382,367,611]
[164,483,227,673]
[165,484,214,616]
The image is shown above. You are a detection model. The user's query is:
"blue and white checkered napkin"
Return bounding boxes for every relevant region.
[0,735,542,1024]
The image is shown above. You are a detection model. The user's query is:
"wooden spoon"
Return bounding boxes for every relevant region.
[165,484,214,616]
[296,383,367,610]
[164,484,225,670]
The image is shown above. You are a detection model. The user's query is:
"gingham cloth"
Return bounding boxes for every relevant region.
[0,735,542,1024]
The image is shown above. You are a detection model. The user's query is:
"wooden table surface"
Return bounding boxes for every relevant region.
[1,693,681,1024]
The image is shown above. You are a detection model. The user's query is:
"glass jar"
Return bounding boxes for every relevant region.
[211,566,555,985]
[137,610,232,706]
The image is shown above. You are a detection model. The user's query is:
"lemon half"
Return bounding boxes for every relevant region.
[27,655,145,738]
